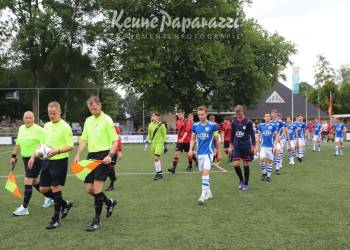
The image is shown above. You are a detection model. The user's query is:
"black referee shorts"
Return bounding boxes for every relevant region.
[84,150,110,184]
[40,158,68,187]
[22,157,42,178]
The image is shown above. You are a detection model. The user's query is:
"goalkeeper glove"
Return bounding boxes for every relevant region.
[163,143,168,154]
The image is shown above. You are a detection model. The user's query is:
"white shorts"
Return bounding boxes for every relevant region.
[275,139,285,151]
[286,140,296,150]
[335,137,344,143]
[260,147,274,161]
[197,154,213,171]
[297,138,305,147]
[313,135,320,142]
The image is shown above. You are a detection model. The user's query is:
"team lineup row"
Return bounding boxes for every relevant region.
[8,99,347,231]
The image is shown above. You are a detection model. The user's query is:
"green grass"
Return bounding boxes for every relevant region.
[0,143,350,250]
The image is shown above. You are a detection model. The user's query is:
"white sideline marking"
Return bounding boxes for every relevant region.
[213,163,228,173]
[0,170,228,178]
[0,150,12,155]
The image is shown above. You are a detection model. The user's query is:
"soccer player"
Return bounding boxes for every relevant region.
[230,105,256,191]
[286,116,298,165]
[168,110,192,173]
[189,106,222,205]
[333,118,347,156]
[295,114,307,162]
[73,96,118,232]
[28,102,74,229]
[220,116,232,162]
[11,111,53,216]
[271,110,287,174]
[145,112,167,180]
[105,123,122,191]
[256,113,279,182]
[312,119,322,152]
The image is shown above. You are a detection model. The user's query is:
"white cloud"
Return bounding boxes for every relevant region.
[246,0,350,88]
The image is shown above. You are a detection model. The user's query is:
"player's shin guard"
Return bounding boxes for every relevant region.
[260,161,266,175]
[23,185,33,208]
[234,166,244,182]
[172,157,179,168]
[94,192,105,219]
[267,163,273,177]
[201,175,210,195]
[243,166,250,186]
[335,145,339,155]
[52,191,63,220]
[288,150,294,162]
[155,160,162,174]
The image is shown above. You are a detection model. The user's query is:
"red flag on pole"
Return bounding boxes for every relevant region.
[328,92,332,116]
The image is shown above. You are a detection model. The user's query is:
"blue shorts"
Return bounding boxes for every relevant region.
[232,147,252,162]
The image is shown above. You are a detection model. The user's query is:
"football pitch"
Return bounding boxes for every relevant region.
[0,143,349,250]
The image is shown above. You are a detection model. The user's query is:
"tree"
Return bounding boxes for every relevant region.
[314,54,336,87]
[97,0,296,113]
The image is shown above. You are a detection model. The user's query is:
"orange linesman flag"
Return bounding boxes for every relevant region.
[5,172,22,199]
[71,160,102,181]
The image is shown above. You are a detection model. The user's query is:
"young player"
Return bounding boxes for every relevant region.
[11,111,53,216]
[286,116,298,165]
[28,102,74,229]
[295,114,307,162]
[271,110,287,175]
[73,96,118,232]
[168,110,192,173]
[312,119,322,152]
[256,113,279,182]
[106,123,123,191]
[230,105,256,191]
[145,112,167,180]
[189,106,222,205]
[333,118,347,156]
[220,116,232,162]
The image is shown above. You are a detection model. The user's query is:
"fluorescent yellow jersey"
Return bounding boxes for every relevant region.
[44,119,74,160]
[16,124,45,157]
[81,112,118,153]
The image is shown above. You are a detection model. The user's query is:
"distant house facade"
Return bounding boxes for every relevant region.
[246,82,329,121]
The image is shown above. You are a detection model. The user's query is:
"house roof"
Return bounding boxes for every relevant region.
[246,82,329,120]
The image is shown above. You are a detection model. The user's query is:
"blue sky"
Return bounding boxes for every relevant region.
[246,0,350,87]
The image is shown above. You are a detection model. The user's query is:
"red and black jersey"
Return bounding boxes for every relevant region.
[221,122,232,142]
[115,127,122,152]
[176,119,191,143]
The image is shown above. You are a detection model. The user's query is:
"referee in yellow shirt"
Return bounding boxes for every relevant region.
[11,111,53,216]
[73,96,118,232]
[29,102,74,229]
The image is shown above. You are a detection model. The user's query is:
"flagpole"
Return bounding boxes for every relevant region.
[305,90,308,122]
[318,89,320,121]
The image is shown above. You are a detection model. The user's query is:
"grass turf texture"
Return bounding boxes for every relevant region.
[0,143,349,250]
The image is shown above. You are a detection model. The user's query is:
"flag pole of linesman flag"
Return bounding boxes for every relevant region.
[5,165,22,199]
[328,91,333,116]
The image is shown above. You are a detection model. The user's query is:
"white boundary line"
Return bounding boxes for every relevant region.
[0,170,228,178]
[213,163,228,172]
[0,150,12,155]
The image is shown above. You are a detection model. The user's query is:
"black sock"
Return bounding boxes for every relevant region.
[43,190,54,199]
[94,192,105,219]
[173,157,179,168]
[52,191,63,220]
[109,168,117,184]
[100,192,111,206]
[33,183,40,192]
[234,166,244,182]
[23,185,33,208]
[244,166,250,186]
[192,155,197,163]
[188,156,193,167]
